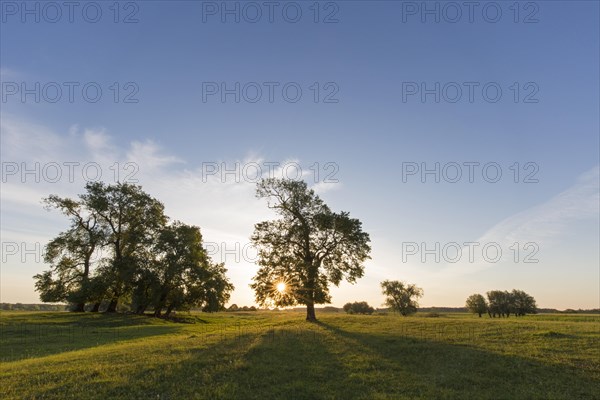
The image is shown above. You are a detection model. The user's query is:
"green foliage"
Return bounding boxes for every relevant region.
[343,301,374,315]
[34,182,233,316]
[381,280,423,316]
[466,294,488,317]
[33,270,67,303]
[511,289,538,316]
[487,290,512,317]
[82,181,167,311]
[250,178,371,320]
[133,222,234,316]
[485,289,537,317]
[33,193,106,311]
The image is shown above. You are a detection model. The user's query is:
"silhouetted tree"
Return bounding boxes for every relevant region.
[485,289,537,317]
[466,294,488,317]
[381,280,423,316]
[34,195,104,311]
[251,178,371,321]
[511,289,537,316]
[487,290,517,317]
[35,182,233,316]
[129,222,234,317]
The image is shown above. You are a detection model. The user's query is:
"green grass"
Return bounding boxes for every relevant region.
[1,311,598,399]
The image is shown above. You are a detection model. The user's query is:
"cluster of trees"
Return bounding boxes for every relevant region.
[343,301,374,314]
[34,182,233,317]
[466,290,537,318]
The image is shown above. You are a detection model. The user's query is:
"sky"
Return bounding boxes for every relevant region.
[1,0,598,310]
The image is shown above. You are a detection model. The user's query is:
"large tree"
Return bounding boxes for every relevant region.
[250,178,371,321]
[34,195,104,311]
[466,293,488,317]
[81,182,167,312]
[381,280,423,316]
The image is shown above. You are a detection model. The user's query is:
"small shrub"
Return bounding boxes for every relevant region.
[343,301,375,315]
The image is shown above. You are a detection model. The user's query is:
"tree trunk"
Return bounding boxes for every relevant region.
[306,302,317,321]
[72,302,85,312]
[305,263,318,321]
[478,312,482,317]
[154,293,167,317]
[91,302,100,312]
[105,298,118,313]
[165,304,174,317]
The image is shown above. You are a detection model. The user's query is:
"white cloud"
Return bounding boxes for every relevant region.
[83,128,113,153]
[126,140,184,171]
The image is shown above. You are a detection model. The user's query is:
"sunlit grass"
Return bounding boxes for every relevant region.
[0,311,598,399]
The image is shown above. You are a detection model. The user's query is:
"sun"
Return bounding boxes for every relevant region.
[276,282,287,293]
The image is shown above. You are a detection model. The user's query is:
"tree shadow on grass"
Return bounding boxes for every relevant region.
[68,325,377,400]
[8,320,599,400]
[0,314,183,361]
[317,321,600,400]
[214,326,375,399]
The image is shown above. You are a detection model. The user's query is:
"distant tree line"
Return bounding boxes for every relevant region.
[34,182,234,316]
[226,304,257,312]
[466,290,537,317]
[0,303,68,311]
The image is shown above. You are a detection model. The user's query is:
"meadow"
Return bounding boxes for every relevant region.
[0,310,598,399]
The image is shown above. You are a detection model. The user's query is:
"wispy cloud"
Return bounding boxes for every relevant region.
[440,166,600,276]
[126,140,184,171]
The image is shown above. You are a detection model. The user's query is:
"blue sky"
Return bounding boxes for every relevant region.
[1,1,598,309]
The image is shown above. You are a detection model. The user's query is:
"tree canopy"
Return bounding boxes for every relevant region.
[466,294,488,317]
[381,280,423,316]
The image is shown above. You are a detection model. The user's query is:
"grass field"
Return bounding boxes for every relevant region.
[1,310,599,399]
